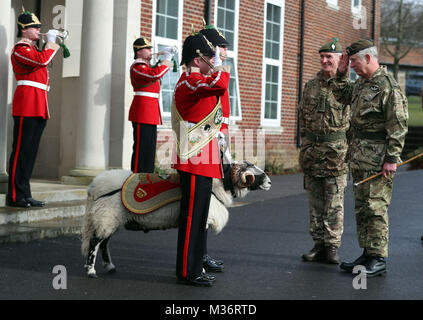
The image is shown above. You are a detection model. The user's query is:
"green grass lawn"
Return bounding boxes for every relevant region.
[407,96,423,127]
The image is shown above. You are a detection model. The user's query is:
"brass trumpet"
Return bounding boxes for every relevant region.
[39,29,69,43]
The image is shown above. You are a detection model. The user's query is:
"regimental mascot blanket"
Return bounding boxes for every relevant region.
[121,173,181,214]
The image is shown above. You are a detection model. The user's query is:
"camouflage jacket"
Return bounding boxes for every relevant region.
[298,70,351,177]
[330,66,408,172]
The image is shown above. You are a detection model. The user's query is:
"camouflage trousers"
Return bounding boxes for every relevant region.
[352,170,393,258]
[304,174,347,248]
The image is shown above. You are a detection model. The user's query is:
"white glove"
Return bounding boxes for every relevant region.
[162,46,174,61]
[214,46,222,68]
[217,131,227,152]
[47,29,59,43]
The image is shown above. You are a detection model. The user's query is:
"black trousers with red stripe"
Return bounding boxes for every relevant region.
[176,171,213,279]
[131,122,157,173]
[7,116,47,203]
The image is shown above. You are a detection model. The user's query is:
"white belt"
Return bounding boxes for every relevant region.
[134,92,160,99]
[222,117,230,125]
[17,80,50,92]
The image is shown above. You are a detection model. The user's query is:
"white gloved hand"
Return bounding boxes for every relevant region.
[162,46,174,61]
[217,131,227,152]
[217,131,232,164]
[47,29,59,43]
[214,46,222,68]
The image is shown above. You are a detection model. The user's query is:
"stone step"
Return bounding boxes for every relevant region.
[0,181,88,208]
[0,216,83,244]
[0,200,87,225]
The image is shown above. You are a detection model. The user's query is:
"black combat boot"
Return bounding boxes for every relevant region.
[325,246,340,264]
[302,244,325,262]
[362,256,386,277]
[339,249,368,273]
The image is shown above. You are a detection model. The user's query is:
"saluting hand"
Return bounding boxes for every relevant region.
[338,53,349,74]
[214,46,222,68]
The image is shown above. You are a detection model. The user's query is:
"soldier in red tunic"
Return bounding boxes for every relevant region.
[172,34,230,287]
[7,11,60,208]
[129,37,174,173]
[199,25,231,273]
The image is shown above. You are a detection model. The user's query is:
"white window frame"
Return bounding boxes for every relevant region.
[260,0,285,129]
[351,0,362,16]
[214,0,242,122]
[152,0,184,121]
[326,0,339,11]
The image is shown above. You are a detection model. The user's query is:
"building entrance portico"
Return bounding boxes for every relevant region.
[0,0,140,195]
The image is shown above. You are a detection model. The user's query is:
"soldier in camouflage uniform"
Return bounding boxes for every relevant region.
[299,38,350,264]
[331,39,408,277]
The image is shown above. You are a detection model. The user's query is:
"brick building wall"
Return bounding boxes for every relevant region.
[140,0,380,172]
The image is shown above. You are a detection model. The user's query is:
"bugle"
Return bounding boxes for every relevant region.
[40,29,69,43]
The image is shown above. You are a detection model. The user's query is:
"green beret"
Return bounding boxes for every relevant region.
[346,39,374,56]
[319,38,342,53]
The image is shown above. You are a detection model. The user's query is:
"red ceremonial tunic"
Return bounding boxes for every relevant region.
[129,59,170,125]
[172,67,230,179]
[11,39,59,119]
[220,89,230,134]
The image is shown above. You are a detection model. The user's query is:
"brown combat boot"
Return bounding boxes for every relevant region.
[302,244,325,262]
[325,246,340,264]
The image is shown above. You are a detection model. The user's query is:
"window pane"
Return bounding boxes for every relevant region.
[273,24,280,41]
[272,65,279,82]
[217,9,225,27]
[270,103,277,119]
[166,18,178,39]
[266,65,271,81]
[225,31,234,47]
[267,4,272,22]
[273,6,281,23]
[272,43,279,60]
[225,11,234,31]
[157,0,166,14]
[266,22,272,41]
[156,15,166,37]
[271,84,278,100]
[226,0,235,10]
[167,0,178,16]
[218,0,225,7]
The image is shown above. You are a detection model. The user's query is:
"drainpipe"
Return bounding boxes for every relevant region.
[296,0,305,148]
[204,0,212,24]
[372,0,376,41]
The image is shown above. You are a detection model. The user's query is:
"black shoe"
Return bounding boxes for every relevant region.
[7,198,31,208]
[361,256,386,277]
[302,244,325,262]
[201,272,216,282]
[177,275,213,287]
[205,255,224,266]
[203,255,224,272]
[25,198,45,207]
[340,249,368,273]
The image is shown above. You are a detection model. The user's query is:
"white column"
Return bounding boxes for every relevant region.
[0,0,12,193]
[109,0,141,169]
[70,0,114,179]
